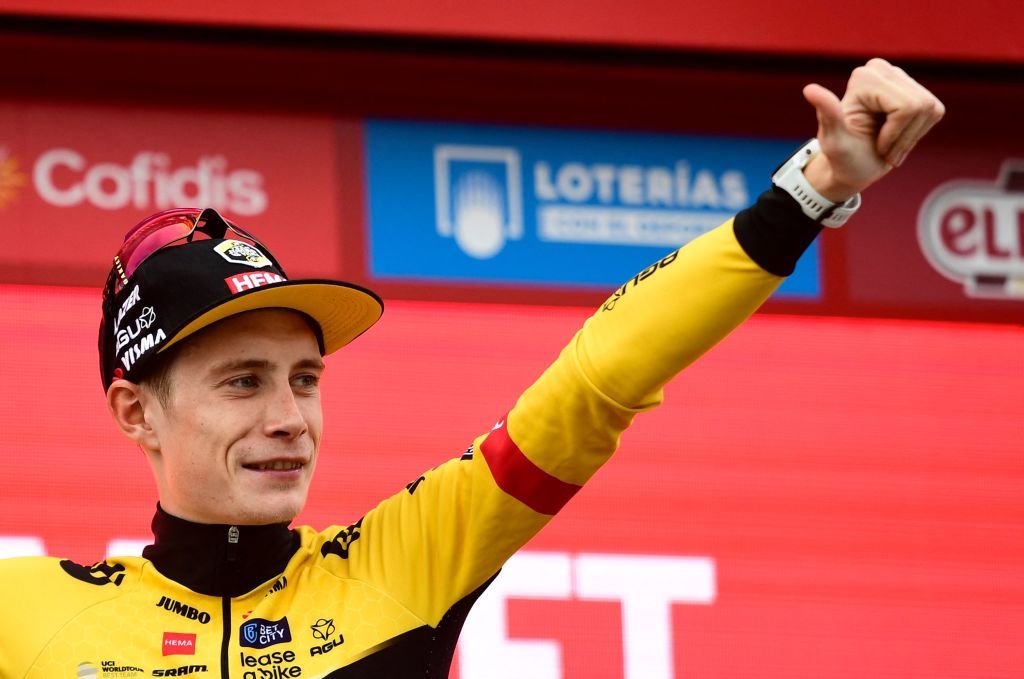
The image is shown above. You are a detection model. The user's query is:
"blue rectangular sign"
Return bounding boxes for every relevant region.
[365,120,820,298]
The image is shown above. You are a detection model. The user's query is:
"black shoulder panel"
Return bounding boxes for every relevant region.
[59,559,126,587]
[322,572,498,678]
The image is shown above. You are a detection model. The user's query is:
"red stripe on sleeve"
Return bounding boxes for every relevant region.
[479,415,581,515]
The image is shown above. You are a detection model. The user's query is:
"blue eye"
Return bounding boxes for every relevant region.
[293,374,320,389]
[229,375,258,389]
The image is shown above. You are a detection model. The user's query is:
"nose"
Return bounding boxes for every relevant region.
[264,382,308,439]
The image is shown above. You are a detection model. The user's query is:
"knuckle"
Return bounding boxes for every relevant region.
[849,64,872,81]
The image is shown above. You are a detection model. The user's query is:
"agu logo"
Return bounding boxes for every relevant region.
[311,618,335,641]
[433,144,523,260]
[0,147,27,209]
[310,617,345,656]
[240,617,292,649]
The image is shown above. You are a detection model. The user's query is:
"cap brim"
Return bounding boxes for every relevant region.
[160,279,383,356]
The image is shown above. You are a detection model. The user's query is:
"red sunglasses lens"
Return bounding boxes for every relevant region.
[121,215,198,279]
[113,208,265,292]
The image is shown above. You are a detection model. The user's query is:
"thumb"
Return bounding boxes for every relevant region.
[802,83,844,141]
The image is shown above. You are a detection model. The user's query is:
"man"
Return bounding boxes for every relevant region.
[0,59,942,677]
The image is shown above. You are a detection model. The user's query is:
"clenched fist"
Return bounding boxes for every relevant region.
[802,58,945,202]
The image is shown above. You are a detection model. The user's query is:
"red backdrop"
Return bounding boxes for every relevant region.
[0,0,1021,64]
[1,284,1021,677]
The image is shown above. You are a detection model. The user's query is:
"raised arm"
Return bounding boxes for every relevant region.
[324,59,944,626]
[511,57,945,469]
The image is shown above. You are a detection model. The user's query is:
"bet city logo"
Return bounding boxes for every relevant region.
[0,145,268,215]
[240,617,292,649]
[918,161,1024,299]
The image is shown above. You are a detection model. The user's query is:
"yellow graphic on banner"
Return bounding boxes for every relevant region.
[0,148,27,210]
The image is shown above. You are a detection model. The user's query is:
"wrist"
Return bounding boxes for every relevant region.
[771,138,862,229]
[802,153,859,203]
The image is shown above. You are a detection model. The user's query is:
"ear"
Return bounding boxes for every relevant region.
[107,379,161,452]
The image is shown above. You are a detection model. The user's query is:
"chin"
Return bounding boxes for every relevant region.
[246,506,301,525]
[232,497,304,525]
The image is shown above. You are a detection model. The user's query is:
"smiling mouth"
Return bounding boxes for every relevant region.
[244,461,305,472]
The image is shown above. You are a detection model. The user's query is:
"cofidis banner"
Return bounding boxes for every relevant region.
[365,120,820,297]
[0,99,342,287]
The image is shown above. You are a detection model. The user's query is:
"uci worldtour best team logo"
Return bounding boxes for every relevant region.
[240,617,292,649]
[76,660,144,678]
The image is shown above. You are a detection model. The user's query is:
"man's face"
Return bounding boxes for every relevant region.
[142,309,324,525]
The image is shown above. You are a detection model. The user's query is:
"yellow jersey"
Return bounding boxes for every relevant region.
[0,187,819,677]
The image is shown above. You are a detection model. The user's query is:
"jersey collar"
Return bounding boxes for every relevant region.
[142,504,300,597]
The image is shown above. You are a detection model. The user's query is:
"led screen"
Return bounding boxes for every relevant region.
[0,284,1020,678]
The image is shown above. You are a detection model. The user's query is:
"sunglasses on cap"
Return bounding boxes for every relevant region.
[111,207,268,294]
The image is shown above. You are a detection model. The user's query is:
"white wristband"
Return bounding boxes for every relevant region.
[771,138,861,228]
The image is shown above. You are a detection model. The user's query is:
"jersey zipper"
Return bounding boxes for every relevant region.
[221,596,232,677]
[221,525,240,678]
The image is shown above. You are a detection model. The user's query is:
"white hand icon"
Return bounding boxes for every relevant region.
[452,171,506,259]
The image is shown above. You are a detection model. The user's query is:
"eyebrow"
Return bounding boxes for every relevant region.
[207,357,325,377]
[294,358,326,372]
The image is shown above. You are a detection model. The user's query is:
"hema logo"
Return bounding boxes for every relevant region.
[434,145,523,259]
